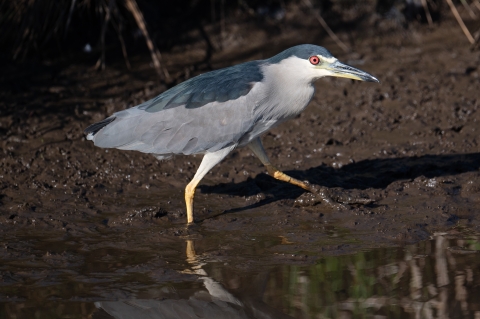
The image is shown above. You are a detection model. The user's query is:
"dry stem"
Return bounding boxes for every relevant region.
[302,0,350,53]
[421,0,433,25]
[446,0,475,44]
[125,0,170,80]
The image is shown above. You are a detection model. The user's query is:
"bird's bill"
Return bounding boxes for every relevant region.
[324,60,379,83]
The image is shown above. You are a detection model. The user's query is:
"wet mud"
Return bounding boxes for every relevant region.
[1,16,480,318]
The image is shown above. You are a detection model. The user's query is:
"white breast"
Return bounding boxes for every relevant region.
[237,57,321,146]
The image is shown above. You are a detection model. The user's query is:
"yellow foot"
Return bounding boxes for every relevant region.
[265,164,314,192]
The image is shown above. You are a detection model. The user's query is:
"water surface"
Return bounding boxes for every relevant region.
[1,229,479,318]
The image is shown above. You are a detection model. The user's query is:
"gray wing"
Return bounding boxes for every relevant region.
[141,60,263,112]
[85,61,264,156]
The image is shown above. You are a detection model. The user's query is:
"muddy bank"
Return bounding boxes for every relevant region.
[1,17,480,269]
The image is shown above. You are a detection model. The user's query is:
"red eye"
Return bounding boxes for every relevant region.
[309,56,320,65]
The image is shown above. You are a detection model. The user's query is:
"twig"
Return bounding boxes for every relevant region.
[220,0,226,47]
[426,0,438,10]
[421,0,433,26]
[473,0,480,12]
[460,0,476,19]
[302,0,350,53]
[95,0,113,70]
[446,0,475,44]
[111,1,131,70]
[125,0,170,80]
[65,0,77,37]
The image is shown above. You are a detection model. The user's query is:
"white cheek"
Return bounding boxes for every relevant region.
[311,67,334,79]
[322,56,337,64]
[263,56,336,84]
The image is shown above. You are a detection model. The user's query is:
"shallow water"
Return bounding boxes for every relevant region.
[1,229,479,319]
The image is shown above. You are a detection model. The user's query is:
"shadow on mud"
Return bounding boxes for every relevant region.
[200,152,480,214]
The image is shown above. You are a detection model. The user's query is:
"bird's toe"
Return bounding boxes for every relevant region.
[329,189,377,205]
[294,186,376,209]
[294,186,345,209]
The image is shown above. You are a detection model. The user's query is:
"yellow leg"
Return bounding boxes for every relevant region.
[248,138,314,192]
[265,164,313,192]
[183,145,236,224]
[185,179,200,224]
[186,240,196,262]
[248,138,372,208]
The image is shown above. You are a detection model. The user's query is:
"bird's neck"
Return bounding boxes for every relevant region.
[257,62,316,120]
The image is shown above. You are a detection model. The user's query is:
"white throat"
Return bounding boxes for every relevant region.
[256,56,333,119]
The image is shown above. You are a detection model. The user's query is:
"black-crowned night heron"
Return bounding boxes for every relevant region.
[85,44,379,224]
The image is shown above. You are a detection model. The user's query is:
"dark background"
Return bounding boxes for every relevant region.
[0,0,452,72]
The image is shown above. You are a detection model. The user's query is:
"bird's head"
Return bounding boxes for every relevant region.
[267,44,379,83]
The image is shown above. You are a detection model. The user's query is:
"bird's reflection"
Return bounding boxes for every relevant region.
[94,240,289,319]
[184,239,243,306]
[93,234,480,319]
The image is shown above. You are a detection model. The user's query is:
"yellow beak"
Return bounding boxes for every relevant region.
[325,60,379,82]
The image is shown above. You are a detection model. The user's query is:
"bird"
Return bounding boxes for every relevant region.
[84,44,379,224]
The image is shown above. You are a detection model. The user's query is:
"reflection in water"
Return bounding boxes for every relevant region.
[96,234,480,319]
[1,232,480,318]
[184,240,243,307]
[96,240,287,319]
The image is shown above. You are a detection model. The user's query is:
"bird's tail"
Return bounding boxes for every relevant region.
[84,117,116,140]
